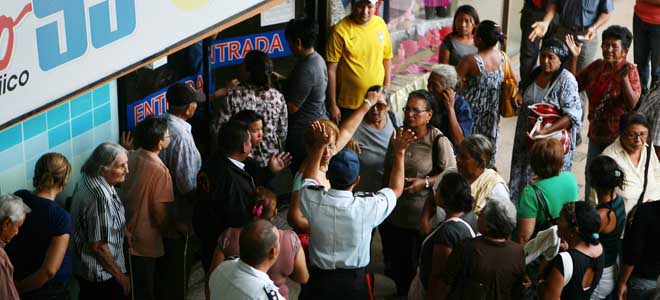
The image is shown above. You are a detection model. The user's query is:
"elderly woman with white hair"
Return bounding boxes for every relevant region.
[70,142,131,300]
[426,64,473,148]
[0,194,31,300]
[440,198,526,299]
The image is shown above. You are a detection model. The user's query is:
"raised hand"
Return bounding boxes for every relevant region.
[268,152,293,173]
[120,131,134,150]
[565,34,583,58]
[392,128,417,153]
[310,121,331,147]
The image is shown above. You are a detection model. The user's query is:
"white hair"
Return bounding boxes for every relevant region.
[0,194,31,223]
[480,197,517,238]
[81,142,127,177]
[430,64,459,89]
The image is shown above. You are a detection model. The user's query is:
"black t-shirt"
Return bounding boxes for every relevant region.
[5,190,72,285]
[548,249,604,300]
[622,201,660,280]
[419,212,478,289]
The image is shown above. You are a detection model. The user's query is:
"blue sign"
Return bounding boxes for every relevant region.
[34,0,136,71]
[210,29,291,68]
[126,73,204,130]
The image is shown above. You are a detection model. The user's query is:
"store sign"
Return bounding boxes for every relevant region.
[210,30,291,68]
[0,0,270,125]
[126,73,204,130]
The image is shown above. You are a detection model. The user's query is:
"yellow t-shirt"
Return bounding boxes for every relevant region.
[326,16,393,109]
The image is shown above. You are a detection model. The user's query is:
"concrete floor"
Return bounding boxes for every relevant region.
[188,1,635,299]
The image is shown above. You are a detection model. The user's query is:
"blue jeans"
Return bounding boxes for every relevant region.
[627,276,657,300]
[633,14,660,91]
[584,141,610,202]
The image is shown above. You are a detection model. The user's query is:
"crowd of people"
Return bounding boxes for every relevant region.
[1,0,660,299]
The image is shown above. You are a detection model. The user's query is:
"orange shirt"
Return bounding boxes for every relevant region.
[635,0,660,25]
[120,149,175,258]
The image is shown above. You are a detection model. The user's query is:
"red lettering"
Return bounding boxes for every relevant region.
[228,41,241,61]
[209,44,216,64]
[216,43,229,62]
[134,104,144,126]
[143,99,155,117]
[269,34,284,53]
[242,39,254,57]
[153,93,166,114]
[255,37,269,52]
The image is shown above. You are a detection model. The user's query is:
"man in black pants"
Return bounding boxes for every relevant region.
[520,0,554,87]
[298,118,414,299]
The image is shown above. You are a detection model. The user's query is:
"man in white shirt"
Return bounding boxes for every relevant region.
[299,121,415,299]
[209,219,283,300]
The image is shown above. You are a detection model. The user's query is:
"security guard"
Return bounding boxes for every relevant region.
[299,122,415,299]
[208,220,284,300]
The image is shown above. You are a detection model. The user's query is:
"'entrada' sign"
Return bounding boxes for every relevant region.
[210,30,291,68]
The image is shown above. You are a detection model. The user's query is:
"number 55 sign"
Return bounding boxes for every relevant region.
[0,0,274,127]
[34,0,136,71]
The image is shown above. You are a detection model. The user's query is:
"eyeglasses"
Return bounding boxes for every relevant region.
[403,107,430,115]
[624,131,648,140]
[601,44,623,51]
[371,103,388,111]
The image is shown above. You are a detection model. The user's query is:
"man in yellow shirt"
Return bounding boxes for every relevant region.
[326,0,393,123]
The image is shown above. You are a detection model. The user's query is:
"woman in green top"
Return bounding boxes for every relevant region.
[516,138,579,244]
[588,155,626,299]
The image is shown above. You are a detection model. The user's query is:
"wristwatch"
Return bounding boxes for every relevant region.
[363,99,373,107]
[424,176,430,189]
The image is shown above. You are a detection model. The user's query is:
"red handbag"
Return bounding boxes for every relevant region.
[527,102,571,154]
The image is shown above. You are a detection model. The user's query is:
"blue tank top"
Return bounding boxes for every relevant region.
[596,196,626,267]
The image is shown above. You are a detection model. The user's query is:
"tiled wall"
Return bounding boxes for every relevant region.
[0,82,119,199]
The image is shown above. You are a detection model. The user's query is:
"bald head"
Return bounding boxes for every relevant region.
[239,219,279,267]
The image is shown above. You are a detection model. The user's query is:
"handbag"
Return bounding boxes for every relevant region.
[527,77,571,154]
[522,185,558,300]
[500,50,518,118]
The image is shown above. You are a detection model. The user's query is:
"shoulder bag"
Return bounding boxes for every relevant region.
[500,50,518,118]
[527,76,571,154]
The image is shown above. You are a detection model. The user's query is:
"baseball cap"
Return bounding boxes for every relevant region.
[166,82,206,107]
[327,149,360,188]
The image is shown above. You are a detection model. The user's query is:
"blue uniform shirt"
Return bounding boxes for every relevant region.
[300,179,397,269]
[552,0,614,29]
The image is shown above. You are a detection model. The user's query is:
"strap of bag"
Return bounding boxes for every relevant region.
[430,131,443,176]
[531,184,554,226]
[629,145,653,225]
[541,76,562,101]
[387,110,399,128]
[417,216,476,267]
[452,217,477,238]
[500,51,514,80]
[418,217,460,267]
[638,145,652,206]
[559,252,573,287]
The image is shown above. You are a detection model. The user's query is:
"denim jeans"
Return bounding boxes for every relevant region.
[591,265,617,300]
[633,14,660,91]
[627,276,658,300]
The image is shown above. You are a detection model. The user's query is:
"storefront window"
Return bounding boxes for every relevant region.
[386,0,454,32]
